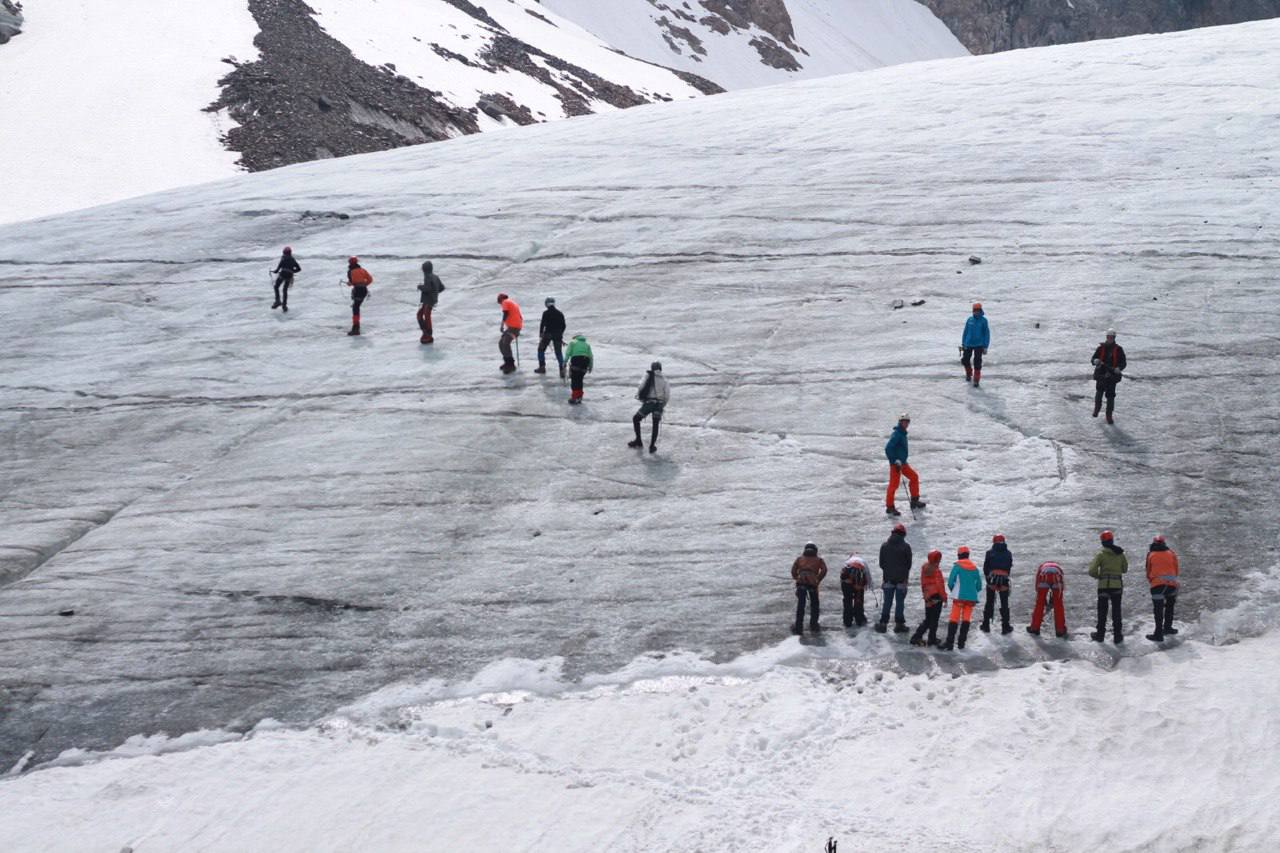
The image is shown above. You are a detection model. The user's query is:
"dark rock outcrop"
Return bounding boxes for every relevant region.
[921,0,1280,54]
[0,0,23,45]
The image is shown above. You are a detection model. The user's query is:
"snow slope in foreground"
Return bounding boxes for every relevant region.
[4,633,1279,850]
[0,18,1278,839]
[0,0,257,225]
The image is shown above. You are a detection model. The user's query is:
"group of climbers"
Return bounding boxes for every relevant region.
[790,529,1180,647]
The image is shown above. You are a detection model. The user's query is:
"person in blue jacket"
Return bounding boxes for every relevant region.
[961,302,990,386]
[884,413,925,517]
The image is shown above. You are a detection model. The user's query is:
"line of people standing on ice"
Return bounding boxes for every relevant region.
[790,527,1181,648]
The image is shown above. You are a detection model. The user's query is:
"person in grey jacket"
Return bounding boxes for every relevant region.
[628,362,670,454]
[417,260,444,344]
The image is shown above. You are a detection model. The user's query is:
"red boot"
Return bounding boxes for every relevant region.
[972,369,981,388]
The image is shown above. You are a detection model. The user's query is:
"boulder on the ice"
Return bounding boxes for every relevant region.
[969,255,983,265]
[891,298,905,310]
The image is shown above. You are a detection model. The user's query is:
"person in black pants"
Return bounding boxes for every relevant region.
[980,534,1013,634]
[1092,329,1127,424]
[536,298,567,377]
[790,543,828,635]
[346,256,372,336]
[840,555,870,628]
[272,246,301,311]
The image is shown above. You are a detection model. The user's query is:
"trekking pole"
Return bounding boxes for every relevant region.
[515,334,521,367]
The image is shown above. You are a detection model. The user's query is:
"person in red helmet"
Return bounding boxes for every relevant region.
[910,549,947,647]
[941,546,983,650]
[875,522,913,633]
[1145,535,1180,642]
[271,246,301,312]
[980,533,1014,635]
[790,542,828,635]
[1027,561,1068,638]
[497,293,523,373]
[1088,529,1128,644]
[345,256,373,335]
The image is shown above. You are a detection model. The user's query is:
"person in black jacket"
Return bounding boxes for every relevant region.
[536,298,567,377]
[417,261,444,344]
[271,246,301,312]
[1092,329,1127,424]
[875,523,913,633]
[980,534,1014,634]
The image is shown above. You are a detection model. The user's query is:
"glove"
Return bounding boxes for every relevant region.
[1091,358,1100,367]
[982,348,987,355]
[892,461,902,470]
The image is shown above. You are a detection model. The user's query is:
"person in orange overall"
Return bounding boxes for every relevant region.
[497,292,524,373]
[910,549,947,647]
[1145,535,1180,642]
[1026,561,1068,638]
[791,542,828,635]
[941,546,982,650]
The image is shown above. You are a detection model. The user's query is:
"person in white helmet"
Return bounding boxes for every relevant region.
[884,413,925,516]
[1091,329,1126,424]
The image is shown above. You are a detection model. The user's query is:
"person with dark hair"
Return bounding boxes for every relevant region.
[271,246,301,312]
[980,533,1013,635]
[497,293,523,373]
[535,297,567,377]
[345,256,372,336]
[1145,535,1180,642]
[1092,329,1127,424]
[417,261,444,344]
[791,542,828,635]
[874,522,912,633]
[629,362,669,453]
[1089,530,1128,643]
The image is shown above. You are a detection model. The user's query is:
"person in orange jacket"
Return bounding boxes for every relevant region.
[941,546,982,651]
[1026,561,1068,638]
[791,542,828,635]
[345,256,373,336]
[497,293,523,373]
[1145,535,1180,642]
[910,549,947,647]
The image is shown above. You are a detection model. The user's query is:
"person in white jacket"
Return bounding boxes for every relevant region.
[628,362,669,453]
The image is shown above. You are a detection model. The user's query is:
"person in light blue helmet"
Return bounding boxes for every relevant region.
[961,301,990,386]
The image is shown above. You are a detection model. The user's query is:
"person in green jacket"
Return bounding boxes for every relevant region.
[565,334,593,405]
[1088,530,1128,644]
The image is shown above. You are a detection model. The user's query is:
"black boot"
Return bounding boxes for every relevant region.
[910,622,927,646]
[979,617,991,633]
[957,621,971,649]
[1146,601,1165,642]
[628,439,643,448]
[1163,595,1178,635]
[791,623,802,635]
[910,497,927,509]
[1026,626,1041,636]
[874,621,887,634]
[885,506,901,517]
[1000,608,1013,635]
[893,621,909,634]
[940,622,958,650]
[1091,595,1107,642]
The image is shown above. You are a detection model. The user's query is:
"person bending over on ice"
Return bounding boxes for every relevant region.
[345,256,372,336]
[1091,329,1126,424]
[884,413,925,517]
[629,362,669,453]
[942,546,983,651]
[840,554,870,628]
[536,298,567,377]
[272,246,301,312]
[875,522,912,634]
[1088,530,1128,644]
[911,549,947,647]
[565,334,593,405]
[417,261,444,344]
[1145,535,1180,642]
[497,293,523,373]
[1027,561,1067,638]
[791,542,828,635]
[961,302,989,386]
[980,533,1013,635]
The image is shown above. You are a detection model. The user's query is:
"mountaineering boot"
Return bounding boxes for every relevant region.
[910,497,927,510]
[972,369,981,388]
[893,621,909,634]
[1163,598,1178,635]
[501,361,516,374]
[1106,413,1115,424]
[1026,626,1041,636]
[281,303,288,313]
[1056,629,1069,638]
[791,622,802,636]
[347,323,361,336]
[1091,596,1107,642]
[911,636,927,647]
[964,366,973,383]
[1090,630,1105,642]
[874,621,888,634]
[979,617,991,633]
[886,506,901,517]
[1093,399,1102,418]
[649,445,657,454]
[271,300,281,309]
[421,335,433,344]
[940,622,958,651]
[809,622,822,633]
[534,366,547,374]
[628,439,643,449]
[957,622,971,649]
[1146,601,1165,642]
[1000,608,1013,635]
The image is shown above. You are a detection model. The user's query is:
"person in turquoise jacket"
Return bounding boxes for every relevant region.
[884,414,925,516]
[961,302,990,386]
[941,546,983,650]
[565,334,593,405]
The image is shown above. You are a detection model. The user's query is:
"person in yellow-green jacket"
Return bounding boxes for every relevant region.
[565,334,593,405]
[1088,530,1128,644]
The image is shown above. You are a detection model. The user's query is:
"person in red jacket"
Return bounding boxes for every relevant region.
[1145,535,1180,642]
[1026,561,1068,638]
[497,293,524,373]
[840,554,870,628]
[345,256,373,336]
[910,549,947,647]
[791,542,828,635]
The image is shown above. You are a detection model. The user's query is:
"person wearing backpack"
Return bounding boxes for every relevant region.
[564,334,593,404]
[840,554,870,628]
[629,362,669,453]
[941,546,983,651]
[1027,561,1068,638]
[1145,535,1180,642]
[980,533,1014,635]
[910,549,947,647]
[417,260,444,344]
[790,542,828,635]
[346,256,373,336]
[536,298,567,377]
[1088,530,1128,643]
[271,246,301,312]
[497,293,523,373]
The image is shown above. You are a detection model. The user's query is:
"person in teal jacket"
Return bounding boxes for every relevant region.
[941,546,983,650]
[884,414,925,516]
[961,302,990,386]
[1088,530,1128,644]
[565,334,593,405]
